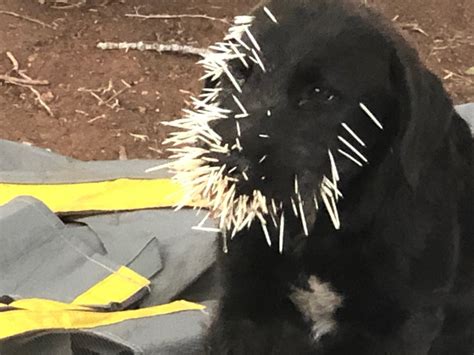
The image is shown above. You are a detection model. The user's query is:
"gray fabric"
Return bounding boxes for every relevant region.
[0,197,217,307]
[76,209,218,304]
[76,216,164,276]
[89,301,216,354]
[0,196,217,353]
[0,303,216,355]
[0,197,120,302]
[0,139,170,183]
[456,103,474,133]
[0,333,74,355]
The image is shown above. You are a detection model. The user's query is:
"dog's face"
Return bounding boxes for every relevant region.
[209,2,398,201]
[166,0,454,242]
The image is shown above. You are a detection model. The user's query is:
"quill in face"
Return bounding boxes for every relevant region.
[163,2,399,252]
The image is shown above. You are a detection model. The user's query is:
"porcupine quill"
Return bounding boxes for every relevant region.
[153,6,385,252]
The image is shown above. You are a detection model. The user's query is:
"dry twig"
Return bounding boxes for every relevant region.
[400,22,429,37]
[0,10,57,29]
[97,41,211,57]
[1,52,54,117]
[0,74,49,86]
[125,7,229,25]
[443,69,472,83]
[78,79,131,111]
[28,86,54,117]
[87,114,106,123]
[50,0,86,9]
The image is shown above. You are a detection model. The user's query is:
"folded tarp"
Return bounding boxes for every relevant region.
[0,140,218,354]
[0,195,217,354]
[0,196,217,305]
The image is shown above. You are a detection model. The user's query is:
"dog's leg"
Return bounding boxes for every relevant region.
[207,230,315,354]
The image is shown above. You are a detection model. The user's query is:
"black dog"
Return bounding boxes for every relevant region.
[182,1,474,354]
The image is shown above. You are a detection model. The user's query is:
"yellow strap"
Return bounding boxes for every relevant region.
[0,299,205,340]
[0,178,187,213]
[72,266,150,307]
[11,299,90,311]
[10,266,149,310]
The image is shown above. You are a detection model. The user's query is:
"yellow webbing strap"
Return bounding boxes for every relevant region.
[0,299,205,340]
[72,266,150,307]
[0,178,189,213]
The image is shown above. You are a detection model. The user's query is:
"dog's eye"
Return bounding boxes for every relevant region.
[298,86,338,107]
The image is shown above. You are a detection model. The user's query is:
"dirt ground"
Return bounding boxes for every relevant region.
[0,0,472,161]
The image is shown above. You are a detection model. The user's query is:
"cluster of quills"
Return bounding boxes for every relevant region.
[148,6,384,253]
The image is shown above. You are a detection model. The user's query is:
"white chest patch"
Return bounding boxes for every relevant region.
[289,275,343,342]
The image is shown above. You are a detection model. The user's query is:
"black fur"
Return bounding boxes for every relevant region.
[206,1,474,353]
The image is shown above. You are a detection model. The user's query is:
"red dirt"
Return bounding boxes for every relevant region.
[0,0,472,161]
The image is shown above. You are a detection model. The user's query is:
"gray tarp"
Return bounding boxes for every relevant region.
[0,104,473,354]
[457,103,474,133]
[0,141,219,354]
[0,195,218,354]
[0,196,217,305]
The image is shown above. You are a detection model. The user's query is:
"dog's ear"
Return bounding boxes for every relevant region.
[391,45,454,189]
